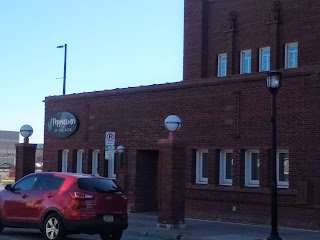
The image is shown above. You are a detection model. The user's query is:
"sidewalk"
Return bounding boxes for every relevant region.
[125,212,320,240]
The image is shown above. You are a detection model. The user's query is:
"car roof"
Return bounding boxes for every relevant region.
[28,172,110,179]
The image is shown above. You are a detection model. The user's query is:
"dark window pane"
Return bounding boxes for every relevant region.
[251,153,260,181]
[226,153,233,179]
[14,176,39,191]
[279,153,289,182]
[78,178,122,193]
[202,153,208,178]
[37,175,65,190]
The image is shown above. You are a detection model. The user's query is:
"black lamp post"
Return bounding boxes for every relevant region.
[266,71,282,240]
[57,44,67,95]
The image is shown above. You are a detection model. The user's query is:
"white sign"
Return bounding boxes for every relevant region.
[105,146,115,160]
[105,132,115,160]
[105,132,115,146]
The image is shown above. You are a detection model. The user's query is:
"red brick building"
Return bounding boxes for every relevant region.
[43,0,320,229]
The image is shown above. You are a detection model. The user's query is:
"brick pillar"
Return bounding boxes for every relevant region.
[157,133,185,229]
[15,143,37,181]
[183,0,205,80]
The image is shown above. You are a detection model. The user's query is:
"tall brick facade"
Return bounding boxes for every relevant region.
[43,0,320,230]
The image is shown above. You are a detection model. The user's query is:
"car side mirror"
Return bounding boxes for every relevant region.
[5,184,13,192]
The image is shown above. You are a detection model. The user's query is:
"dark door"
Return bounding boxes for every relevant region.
[135,150,159,212]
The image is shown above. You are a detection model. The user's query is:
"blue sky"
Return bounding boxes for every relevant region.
[0,1,184,143]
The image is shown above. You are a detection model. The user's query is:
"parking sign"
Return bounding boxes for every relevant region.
[105,132,115,160]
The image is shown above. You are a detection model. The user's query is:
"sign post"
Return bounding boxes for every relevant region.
[105,132,115,161]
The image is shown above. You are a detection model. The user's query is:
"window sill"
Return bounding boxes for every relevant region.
[195,181,208,185]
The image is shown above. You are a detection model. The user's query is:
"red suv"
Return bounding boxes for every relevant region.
[0,172,128,240]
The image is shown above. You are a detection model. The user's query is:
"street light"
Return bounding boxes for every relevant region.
[20,125,33,144]
[57,44,67,95]
[266,71,282,240]
[164,115,181,132]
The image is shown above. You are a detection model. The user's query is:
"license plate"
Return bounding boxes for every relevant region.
[103,215,114,222]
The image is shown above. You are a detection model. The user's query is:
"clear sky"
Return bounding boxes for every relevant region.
[0,0,184,144]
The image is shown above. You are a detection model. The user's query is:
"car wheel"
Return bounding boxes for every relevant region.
[43,213,65,240]
[100,231,122,240]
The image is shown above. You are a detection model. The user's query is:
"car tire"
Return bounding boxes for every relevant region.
[43,213,65,240]
[100,231,123,240]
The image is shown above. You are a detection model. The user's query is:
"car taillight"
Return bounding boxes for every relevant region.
[69,192,94,200]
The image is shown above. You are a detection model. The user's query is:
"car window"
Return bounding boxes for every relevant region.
[36,175,65,190]
[14,175,39,191]
[77,178,122,193]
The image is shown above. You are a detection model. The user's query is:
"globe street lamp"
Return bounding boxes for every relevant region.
[164,115,181,132]
[266,71,282,240]
[20,125,33,144]
[57,44,67,95]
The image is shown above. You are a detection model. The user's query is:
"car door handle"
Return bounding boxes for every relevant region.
[47,194,54,198]
[22,194,28,199]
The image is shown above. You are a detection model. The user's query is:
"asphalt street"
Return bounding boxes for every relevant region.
[0,212,320,240]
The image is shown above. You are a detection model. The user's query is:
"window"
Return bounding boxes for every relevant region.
[240,50,251,74]
[92,150,100,176]
[259,47,270,72]
[277,150,289,188]
[36,175,65,190]
[14,176,39,191]
[219,150,233,186]
[62,150,69,172]
[196,149,208,184]
[78,178,122,193]
[285,43,298,69]
[245,150,260,187]
[218,54,227,77]
[76,150,84,173]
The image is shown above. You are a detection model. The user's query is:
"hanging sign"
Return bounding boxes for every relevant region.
[47,112,78,138]
[105,132,115,160]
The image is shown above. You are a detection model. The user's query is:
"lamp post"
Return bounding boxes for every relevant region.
[157,114,184,229]
[266,71,282,240]
[20,125,33,144]
[57,44,67,95]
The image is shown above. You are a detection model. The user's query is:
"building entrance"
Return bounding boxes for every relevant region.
[135,150,159,212]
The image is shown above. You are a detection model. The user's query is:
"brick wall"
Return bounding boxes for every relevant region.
[43,0,320,229]
[183,0,320,80]
[44,66,320,228]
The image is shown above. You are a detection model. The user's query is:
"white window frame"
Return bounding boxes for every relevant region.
[259,47,270,72]
[108,153,116,179]
[277,150,289,188]
[92,150,100,176]
[76,150,84,173]
[219,149,233,186]
[245,150,260,187]
[196,149,208,184]
[61,150,69,172]
[217,54,227,77]
[240,50,251,74]
[285,43,298,69]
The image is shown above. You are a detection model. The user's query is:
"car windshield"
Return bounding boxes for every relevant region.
[77,178,122,193]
